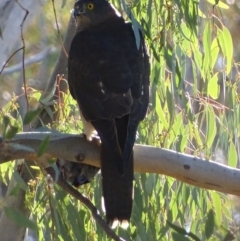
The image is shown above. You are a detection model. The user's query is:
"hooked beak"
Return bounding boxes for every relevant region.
[71,5,85,18]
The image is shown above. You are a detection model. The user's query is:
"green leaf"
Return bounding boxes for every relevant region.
[133,180,143,213]
[45,106,53,120]
[120,0,140,49]
[179,23,193,57]
[172,112,183,137]
[155,93,169,129]
[5,125,19,139]
[193,122,203,147]
[222,26,233,74]
[23,108,42,125]
[3,115,10,128]
[207,0,229,9]
[206,107,217,149]
[217,26,233,75]
[182,184,190,207]
[217,27,226,57]
[145,174,154,195]
[210,38,220,69]
[202,22,211,81]
[211,192,222,226]
[180,126,189,152]
[13,171,28,191]
[30,165,40,170]
[61,0,67,8]
[37,135,50,157]
[205,209,215,239]
[228,141,238,168]
[166,87,175,126]
[207,73,220,99]
[4,207,37,231]
[39,77,57,105]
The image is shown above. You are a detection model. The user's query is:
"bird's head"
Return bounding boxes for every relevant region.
[72,0,118,31]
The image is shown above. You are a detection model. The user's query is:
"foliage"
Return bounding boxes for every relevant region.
[0,0,240,240]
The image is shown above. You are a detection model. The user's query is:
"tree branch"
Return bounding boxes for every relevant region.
[0,132,240,196]
[1,47,55,75]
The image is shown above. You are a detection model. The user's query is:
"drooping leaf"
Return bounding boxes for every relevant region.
[228,140,238,168]
[23,108,42,125]
[12,171,28,191]
[4,207,37,231]
[222,26,233,74]
[37,135,50,157]
[211,192,222,226]
[205,209,215,239]
[207,73,220,100]
[206,106,217,149]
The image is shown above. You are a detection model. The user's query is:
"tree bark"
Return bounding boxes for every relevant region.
[1,132,240,197]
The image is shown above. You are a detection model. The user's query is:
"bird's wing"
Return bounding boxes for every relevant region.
[68,26,134,120]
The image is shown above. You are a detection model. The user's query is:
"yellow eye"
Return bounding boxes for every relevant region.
[87,3,94,10]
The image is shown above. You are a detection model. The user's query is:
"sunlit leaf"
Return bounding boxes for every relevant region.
[207,73,220,99]
[211,192,222,226]
[30,165,40,170]
[228,141,237,168]
[217,26,233,75]
[207,0,229,9]
[222,26,233,74]
[210,38,220,69]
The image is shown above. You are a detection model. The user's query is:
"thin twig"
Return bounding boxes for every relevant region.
[51,0,68,58]
[45,167,126,241]
[0,47,24,75]
[16,0,29,111]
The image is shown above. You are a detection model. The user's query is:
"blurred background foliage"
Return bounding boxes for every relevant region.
[0,0,240,240]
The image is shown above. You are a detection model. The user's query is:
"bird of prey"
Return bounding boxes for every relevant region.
[68,0,149,227]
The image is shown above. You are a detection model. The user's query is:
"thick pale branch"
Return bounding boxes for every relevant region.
[0,132,240,196]
[1,47,55,75]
